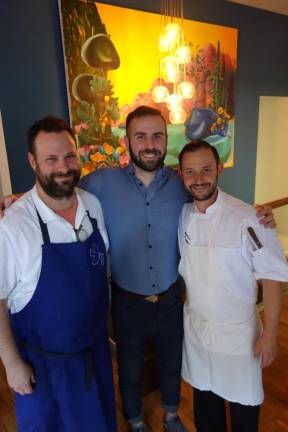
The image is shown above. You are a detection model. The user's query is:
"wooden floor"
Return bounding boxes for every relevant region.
[1,296,288,431]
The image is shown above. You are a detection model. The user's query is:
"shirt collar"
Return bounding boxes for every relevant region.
[127,161,167,183]
[192,188,223,215]
[31,185,87,226]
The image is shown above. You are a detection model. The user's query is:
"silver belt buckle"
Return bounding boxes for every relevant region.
[145,294,159,303]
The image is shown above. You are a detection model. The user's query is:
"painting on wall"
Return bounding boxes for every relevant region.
[59,0,238,175]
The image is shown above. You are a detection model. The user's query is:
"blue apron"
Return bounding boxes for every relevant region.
[10,209,117,432]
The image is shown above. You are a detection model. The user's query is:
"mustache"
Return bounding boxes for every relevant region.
[51,170,78,179]
[190,183,210,187]
[140,149,161,156]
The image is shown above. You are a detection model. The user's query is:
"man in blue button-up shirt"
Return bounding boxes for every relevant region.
[80,106,188,432]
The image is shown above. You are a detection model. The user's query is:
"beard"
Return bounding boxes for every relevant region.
[129,145,166,172]
[188,178,218,202]
[36,167,81,199]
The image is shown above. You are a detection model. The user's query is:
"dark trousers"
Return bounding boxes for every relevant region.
[111,282,183,421]
[193,389,261,432]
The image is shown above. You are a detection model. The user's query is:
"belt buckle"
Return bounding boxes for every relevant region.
[145,294,159,303]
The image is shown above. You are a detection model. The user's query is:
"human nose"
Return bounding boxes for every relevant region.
[145,136,155,148]
[193,172,205,183]
[56,158,70,172]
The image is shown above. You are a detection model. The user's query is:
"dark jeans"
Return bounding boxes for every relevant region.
[193,389,261,432]
[111,282,183,421]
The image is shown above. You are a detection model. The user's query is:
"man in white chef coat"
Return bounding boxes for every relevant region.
[178,140,288,432]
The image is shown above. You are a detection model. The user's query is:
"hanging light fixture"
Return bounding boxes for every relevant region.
[152,85,169,103]
[152,0,195,125]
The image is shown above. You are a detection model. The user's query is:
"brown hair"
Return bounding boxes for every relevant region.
[28,116,75,155]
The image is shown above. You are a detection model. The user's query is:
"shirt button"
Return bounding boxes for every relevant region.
[150,266,153,270]
[146,202,150,206]
[148,224,151,228]
[152,284,155,288]
[149,245,152,249]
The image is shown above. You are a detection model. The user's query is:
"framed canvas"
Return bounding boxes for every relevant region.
[59,0,237,174]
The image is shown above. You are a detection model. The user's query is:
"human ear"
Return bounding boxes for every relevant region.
[217,163,224,176]
[28,152,37,172]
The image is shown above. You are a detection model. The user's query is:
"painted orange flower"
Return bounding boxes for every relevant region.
[90,152,106,163]
[81,162,96,176]
[116,146,125,155]
[103,143,113,155]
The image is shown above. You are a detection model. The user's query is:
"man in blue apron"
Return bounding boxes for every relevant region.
[178,141,288,432]
[0,116,116,431]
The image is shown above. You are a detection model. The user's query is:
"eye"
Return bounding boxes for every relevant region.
[65,154,77,160]
[184,169,195,177]
[136,134,145,141]
[203,167,212,174]
[46,156,57,162]
[154,133,164,140]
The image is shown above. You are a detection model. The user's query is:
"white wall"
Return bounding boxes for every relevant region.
[255,96,288,254]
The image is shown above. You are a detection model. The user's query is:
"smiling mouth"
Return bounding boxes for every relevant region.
[191,184,210,191]
[141,152,160,159]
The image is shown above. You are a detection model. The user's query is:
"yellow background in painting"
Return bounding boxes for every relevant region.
[96,2,238,107]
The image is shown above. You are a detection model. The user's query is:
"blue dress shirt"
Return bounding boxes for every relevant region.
[79,163,188,295]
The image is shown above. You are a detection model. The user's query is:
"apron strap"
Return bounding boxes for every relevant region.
[86,210,98,230]
[35,208,98,245]
[35,208,51,244]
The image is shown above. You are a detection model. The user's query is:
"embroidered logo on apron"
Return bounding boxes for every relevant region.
[89,243,105,266]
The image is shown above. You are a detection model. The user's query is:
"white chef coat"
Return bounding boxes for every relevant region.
[0,186,108,313]
[178,189,288,405]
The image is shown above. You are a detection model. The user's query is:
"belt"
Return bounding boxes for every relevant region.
[112,284,170,303]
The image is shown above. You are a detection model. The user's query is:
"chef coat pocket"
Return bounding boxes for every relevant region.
[160,199,183,231]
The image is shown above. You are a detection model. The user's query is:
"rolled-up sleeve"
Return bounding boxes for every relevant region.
[242,224,288,281]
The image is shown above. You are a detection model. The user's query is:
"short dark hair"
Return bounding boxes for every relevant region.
[125,105,167,135]
[179,140,220,167]
[28,116,75,155]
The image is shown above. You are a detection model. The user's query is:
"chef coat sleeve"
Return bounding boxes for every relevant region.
[242,223,288,282]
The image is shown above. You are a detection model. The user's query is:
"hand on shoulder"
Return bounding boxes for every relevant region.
[0,194,22,219]
[255,205,276,229]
